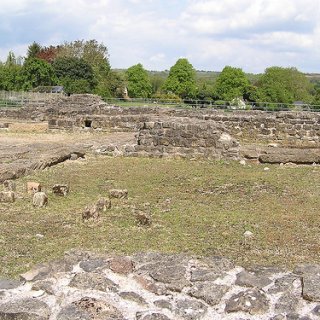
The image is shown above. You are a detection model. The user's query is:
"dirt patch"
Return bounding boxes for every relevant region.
[0,130,136,182]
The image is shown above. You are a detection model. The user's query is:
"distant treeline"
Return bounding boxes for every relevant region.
[1,39,319,107]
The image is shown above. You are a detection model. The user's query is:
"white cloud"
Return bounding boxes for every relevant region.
[0,0,319,72]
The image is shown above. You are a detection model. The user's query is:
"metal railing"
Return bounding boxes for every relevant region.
[1,92,319,112]
[0,91,63,108]
[103,97,320,112]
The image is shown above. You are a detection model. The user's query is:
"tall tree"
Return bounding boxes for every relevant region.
[125,63,152,98]
[53,57,96,94]
[5,51,17,67]
[26,42,41,60]
[0,63,22,91]
[214,66,250,101]
[163,58,197,98]
[57,40,110,80]
[37,46,61,63]
[257,67,312,103]
[94,70,126,98]
[20,58,56,90]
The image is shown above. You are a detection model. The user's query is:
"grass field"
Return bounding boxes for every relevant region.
[0,155,319,277]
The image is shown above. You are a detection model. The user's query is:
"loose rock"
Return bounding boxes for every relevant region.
[3,180,16,191]
[109,189,128,199]
[52,184,69,196]
[33,192,48,207]
[27,181,41,194]
[0,191,15,203]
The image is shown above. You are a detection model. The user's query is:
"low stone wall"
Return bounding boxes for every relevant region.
[0,250,319,319]
[1,95,319,147]
[46,99,320,147]
[1,95,320,162]
[131,119,240,160]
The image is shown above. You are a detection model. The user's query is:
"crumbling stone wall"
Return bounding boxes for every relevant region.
[131,119,240,160]
[1,95,319,148]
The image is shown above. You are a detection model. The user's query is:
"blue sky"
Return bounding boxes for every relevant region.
[0,0,319,73]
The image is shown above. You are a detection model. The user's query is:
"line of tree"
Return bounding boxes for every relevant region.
[0,39,320,106]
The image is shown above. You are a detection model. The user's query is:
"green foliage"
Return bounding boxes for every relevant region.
[125,63,152,98]
[214,66,250,101]
[152,92,182,103]
[244,85,261,102]
[0,53,23,91]
[0,63,22,91]
[94,71,126,99]
[257,67,312,103]
[59,78,92,95]
[5,51,17,67]
[163,58,197,98]
[26,42,42,60]
[312,88,320,108]
[57,40,110,83]
[53,57,96,93]
[149,73,166,95]
[20,58,56,90]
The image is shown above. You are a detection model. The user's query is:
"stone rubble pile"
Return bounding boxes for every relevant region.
[0,251,320,319]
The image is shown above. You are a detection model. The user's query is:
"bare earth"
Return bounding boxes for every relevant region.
[0,121,136,182]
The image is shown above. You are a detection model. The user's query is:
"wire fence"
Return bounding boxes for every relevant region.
[1,91,319,112]
[0,91,63,108]
[104,97,320,112]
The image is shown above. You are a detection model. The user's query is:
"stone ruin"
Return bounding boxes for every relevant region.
[1,95,320,319]
[1,250,320,319]
[1,94,319,164]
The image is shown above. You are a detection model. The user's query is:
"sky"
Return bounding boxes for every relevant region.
[0,0,319,73]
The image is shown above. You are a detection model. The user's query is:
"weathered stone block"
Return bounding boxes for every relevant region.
[52,184,69,196]
[27,182,41,194]
[0,191,15,203]
[33,192,48,207]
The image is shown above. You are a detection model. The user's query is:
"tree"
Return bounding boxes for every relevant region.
[57,40,110,80]
[125,63,152,98]
[5,51,17,67]
[26,42,41,60]
[20,58,56,90]
[214,66,250,101]
[53,57,96,93]
[150,73,166,95]
[0,63,22,91]
[257,67,312,103]
[37,46,61,63]
[162,58,197,98]
[94,70,126,98]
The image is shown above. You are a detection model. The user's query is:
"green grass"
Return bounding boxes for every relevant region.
[0,156,319,277]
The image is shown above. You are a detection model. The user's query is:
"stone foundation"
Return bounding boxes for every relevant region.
[1,251,320,319]
[131,119,240,160]
[1,94,320,162]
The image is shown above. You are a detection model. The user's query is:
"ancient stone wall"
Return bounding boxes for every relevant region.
[1,250,320,319]
[130,119,240,160]
[1,95,319,151]
[45,96,320,147]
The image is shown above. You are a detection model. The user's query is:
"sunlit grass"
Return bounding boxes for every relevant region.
[0,155,319,277]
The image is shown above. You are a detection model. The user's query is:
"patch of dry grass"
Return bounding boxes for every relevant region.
[0,156,319,277]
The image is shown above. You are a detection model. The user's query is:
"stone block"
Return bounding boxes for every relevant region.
[52,184,69,196]
[0,191,15,203]
[33,192,48,207]
[27,182,41,195]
